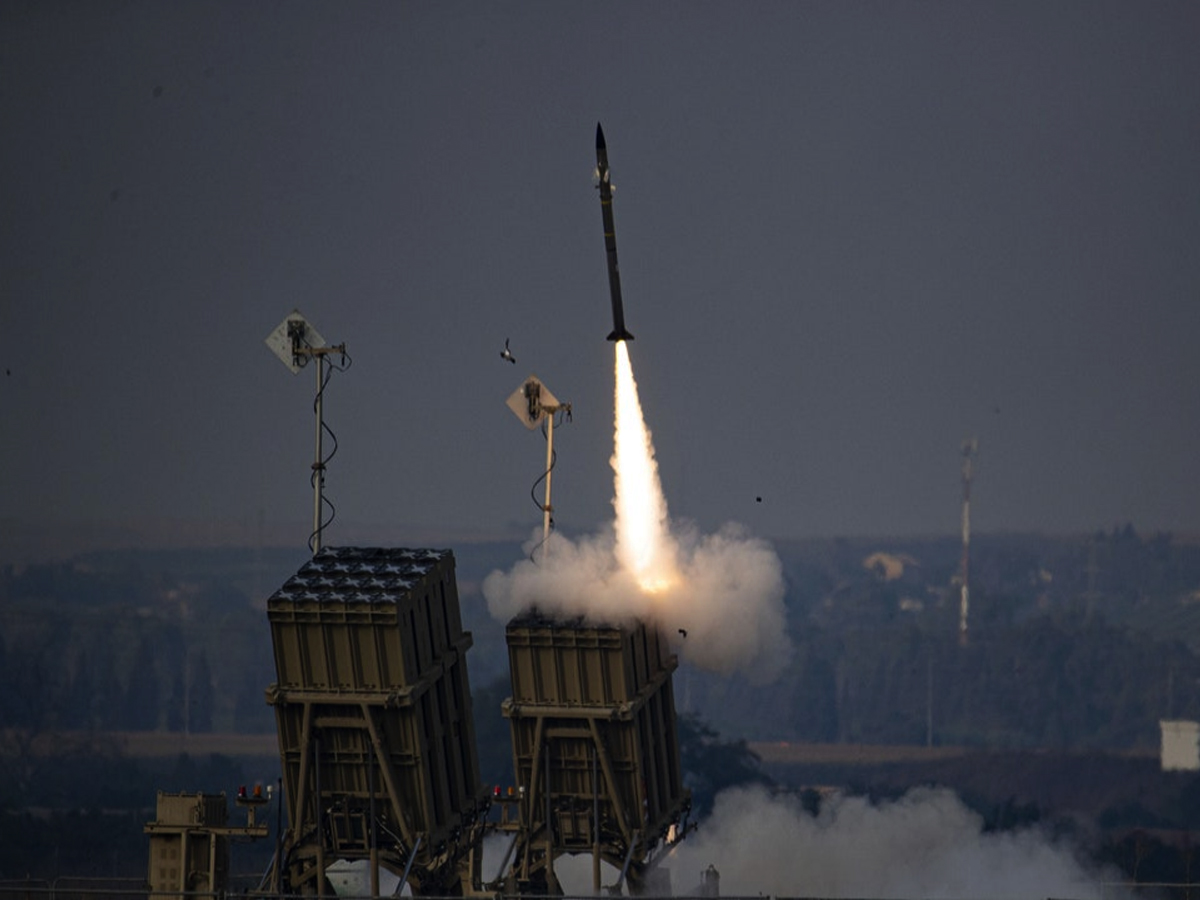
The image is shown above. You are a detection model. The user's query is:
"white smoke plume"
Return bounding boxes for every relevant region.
[484,342,793,682]
[662,784,1125,900]
[482,523,792,682]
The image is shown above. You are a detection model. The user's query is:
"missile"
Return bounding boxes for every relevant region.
[596,122,634,342]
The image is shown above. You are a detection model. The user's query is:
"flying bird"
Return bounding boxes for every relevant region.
[678,628,687,638]
[500,338,516,364]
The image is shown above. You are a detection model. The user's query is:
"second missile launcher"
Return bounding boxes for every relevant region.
[500,610,690,894]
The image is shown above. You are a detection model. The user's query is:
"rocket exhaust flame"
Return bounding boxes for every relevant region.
[612,341,677,593]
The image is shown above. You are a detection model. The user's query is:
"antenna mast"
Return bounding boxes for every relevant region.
[506,375,571,560]
[266,311,349,554]
[959,437,978,647]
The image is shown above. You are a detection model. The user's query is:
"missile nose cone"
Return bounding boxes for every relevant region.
[596,122,606,151]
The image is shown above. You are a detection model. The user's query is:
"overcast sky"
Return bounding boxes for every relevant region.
[3,2,1199,558]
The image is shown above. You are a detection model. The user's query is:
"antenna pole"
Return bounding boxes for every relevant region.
[542,412,555,550]
[312,355,325,553]
[264,311,348,555]
[505,375,571,561]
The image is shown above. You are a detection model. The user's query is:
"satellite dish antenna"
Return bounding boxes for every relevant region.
[265,310,349,553]
[506,374,570,556]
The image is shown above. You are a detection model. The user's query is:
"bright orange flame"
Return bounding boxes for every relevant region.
[612,341,677,593]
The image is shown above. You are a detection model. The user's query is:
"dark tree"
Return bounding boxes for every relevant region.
[121,638,160,730]
[188,651,214,733]
[471,675,514,790]
[166,673,186,732]
[677,713,771,818]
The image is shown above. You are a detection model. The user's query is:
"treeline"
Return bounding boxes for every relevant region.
[684,527,1200,747]
[3,528,1200,751]
[2,530,1200,886]
[694,610,1200,745]
[0,559,277,736]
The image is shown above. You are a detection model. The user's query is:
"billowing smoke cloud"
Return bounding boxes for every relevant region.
[350,786,1124,898]
[482,522,793,683]
[483,342,794,683]
[661,784,1124,900]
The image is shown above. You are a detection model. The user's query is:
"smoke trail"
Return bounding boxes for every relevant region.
[483,343,792,682]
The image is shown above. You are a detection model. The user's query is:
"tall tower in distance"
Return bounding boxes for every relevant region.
[959,438,979,647]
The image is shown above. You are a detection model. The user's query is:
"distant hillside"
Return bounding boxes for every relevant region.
[682,527,1200,746]
[3,526,1200,890]
[2,527,1199,751]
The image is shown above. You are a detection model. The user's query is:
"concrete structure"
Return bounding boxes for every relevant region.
[1160,719,1200,771]
[144,791,268,900]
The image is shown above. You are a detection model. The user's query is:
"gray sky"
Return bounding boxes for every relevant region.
[3,2,1199,556]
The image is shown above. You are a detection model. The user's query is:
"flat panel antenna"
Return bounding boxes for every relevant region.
[266,311,327,374]
[506,375,560,429]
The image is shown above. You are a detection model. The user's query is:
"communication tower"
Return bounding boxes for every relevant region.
[959,438,979,647]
